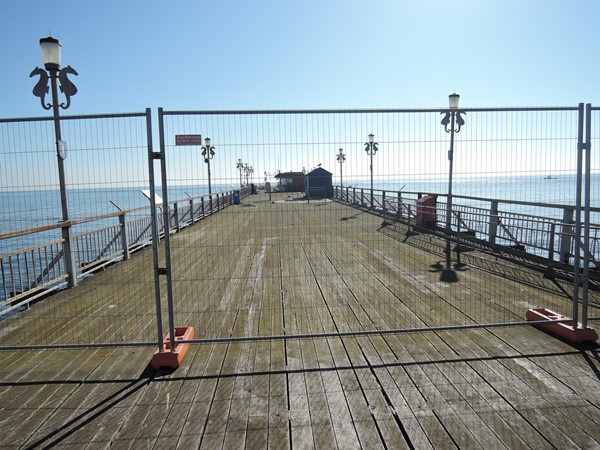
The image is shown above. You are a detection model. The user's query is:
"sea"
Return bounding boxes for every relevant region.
[355,173,599,222]
[2,174,599,250]
[1,174,598,305]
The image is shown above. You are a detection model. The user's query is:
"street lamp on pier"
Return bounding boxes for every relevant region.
[337,148,346,192]
[236,159,244,189]
[30,36,79,288]
[364,134,378,206]
[244,164,253,185]
[201,137,216,195]
[440,92,466,282]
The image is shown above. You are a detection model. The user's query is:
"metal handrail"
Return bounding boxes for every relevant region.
[0,188,247,309]
[334,185,600,269]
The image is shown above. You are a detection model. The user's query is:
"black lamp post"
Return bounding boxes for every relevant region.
[440,93,466,282]
[201,137,215,195]
[236,159,244,189]
[364,133,378,206]
[30,36,79,288]
[337,148,346,189]
[244,164,253,185]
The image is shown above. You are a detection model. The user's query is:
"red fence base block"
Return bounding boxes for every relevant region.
[525,308,598,344]
[151,326,195,369]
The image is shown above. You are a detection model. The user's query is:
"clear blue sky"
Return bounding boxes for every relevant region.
[2,0,600,117]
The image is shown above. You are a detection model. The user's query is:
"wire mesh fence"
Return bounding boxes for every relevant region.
[0,111,160,347]
[159,107,598,344]
[0,105,598,349]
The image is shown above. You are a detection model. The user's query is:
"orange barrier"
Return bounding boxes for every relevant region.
[151,326,194,369]
[526,308,598,344]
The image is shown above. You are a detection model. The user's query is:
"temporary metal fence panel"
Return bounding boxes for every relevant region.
[2,106,597,350]
[0,110,161,348]
[158,107,598,344]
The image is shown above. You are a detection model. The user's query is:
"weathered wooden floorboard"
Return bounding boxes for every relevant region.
[1,194,599,449]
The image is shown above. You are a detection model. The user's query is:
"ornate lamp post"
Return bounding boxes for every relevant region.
[337,148,346,199]
[364,133,378,206]
[337,148,346,186]
[440,92,466,282]
[244,164,253,185]
[30,36,79,288]
[201,137,216,195]
[236,159,244,189]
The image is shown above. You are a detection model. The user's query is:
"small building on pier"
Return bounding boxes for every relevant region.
[304,167,333,198]
[275,171,305,192]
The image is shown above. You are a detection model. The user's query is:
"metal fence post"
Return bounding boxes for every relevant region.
[149,108,165,351]
[174,202,180,232]
[582,103,592,328]
[119,212,130,261]
[546,223,556,275]
[572,103,585,328]
[489,201,499,245]
[157,109,177,350]
[559,207,574,262]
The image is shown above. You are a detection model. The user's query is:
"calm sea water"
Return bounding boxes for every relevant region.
[350,173,600,222]
[1,174,598,250]
[0,174,598,306]
[354,173,598,206]
[0,184,235,249]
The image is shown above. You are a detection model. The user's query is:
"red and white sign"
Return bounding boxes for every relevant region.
[175,134,202,146]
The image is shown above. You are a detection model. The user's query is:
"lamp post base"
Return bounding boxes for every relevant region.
[440,268,459,283]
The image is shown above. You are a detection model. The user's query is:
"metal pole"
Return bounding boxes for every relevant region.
[207,155,212,195]
[572,103,584,328]
[158,111,177,352]
[370,146,374,207]
[49,69,77,288]
[582,103,592,328]
[149,108,165,351]
[445,111,456,275]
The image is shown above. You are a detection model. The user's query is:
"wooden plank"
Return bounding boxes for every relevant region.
[448,328,593,448]
[2,194,600,450]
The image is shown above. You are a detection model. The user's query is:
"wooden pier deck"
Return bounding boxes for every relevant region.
[1,192,599,449]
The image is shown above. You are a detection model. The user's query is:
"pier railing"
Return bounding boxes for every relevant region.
[334,186,600,272]
[0,187,251,314]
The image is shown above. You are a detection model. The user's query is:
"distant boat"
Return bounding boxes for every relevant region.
[544,175,557,180]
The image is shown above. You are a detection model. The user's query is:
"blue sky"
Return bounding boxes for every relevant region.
[1,0,599,116]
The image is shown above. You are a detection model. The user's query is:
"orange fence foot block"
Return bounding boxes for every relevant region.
[525,308,598,344]
[151,326,195,369]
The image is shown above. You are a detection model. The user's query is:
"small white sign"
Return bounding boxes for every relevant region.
[140,189,163,206]
[58,140,67,160]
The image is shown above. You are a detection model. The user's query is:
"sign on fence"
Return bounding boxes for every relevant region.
[175,134,202,146]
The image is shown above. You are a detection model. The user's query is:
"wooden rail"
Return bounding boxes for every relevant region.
[0,186,253,311]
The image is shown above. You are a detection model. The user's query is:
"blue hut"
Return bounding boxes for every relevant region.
[304,167,333,198]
